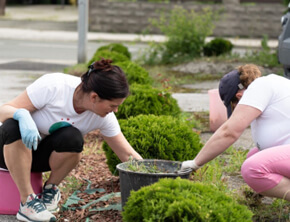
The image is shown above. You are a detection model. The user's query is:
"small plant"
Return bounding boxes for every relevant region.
[87,50,129,66]
[126,158,161,173]
[242,35,280,68]
[115,83,181,119]
[203,38,234,57]
[114,61,153,85]
[103,114,203,174]
[122,177,253,222]
[97,43,131,60]
[148,6,216,64]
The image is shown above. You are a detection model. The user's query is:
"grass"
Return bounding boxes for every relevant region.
[190,135,290,221]
[184,109,290,221]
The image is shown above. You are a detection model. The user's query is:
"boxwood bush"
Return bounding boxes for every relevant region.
[103,114,203,174]
[115,84,181,119]
[123,177,253,222]
[203,38,233,57]
[114,61,153,85]
[96,43,131,60]
[87,50,129,66]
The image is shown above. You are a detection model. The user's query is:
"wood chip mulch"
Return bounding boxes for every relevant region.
[55,130,123,222]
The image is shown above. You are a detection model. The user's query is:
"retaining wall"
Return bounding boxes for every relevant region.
[89,1,285,39]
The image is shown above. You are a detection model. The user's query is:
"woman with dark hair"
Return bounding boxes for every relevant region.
[0,59,142,222]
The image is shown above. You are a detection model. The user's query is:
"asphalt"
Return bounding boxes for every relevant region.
[0,5,259,221]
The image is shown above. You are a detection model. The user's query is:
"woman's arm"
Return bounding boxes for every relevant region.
[0,90,40,150]
[102,132,142,162]
[194,104,262,166]
[0,90,37,122]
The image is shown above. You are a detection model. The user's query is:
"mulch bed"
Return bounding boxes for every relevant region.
[55,130,123,222]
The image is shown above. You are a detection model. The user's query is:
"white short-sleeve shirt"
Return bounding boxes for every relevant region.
[27,73,121,137]
[239,74,290,150]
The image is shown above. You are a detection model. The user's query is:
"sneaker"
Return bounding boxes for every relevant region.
[16,194,56,222]
[42,184,61,213]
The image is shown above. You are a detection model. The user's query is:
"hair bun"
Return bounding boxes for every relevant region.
[93,58,113,72]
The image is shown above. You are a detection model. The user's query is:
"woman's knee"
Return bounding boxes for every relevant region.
[51,126,84,153]
[241,155,283,193]
[241,159,263,192]
[1,119,21,144]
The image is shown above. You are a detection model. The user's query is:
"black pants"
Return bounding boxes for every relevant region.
[0,119,84,172]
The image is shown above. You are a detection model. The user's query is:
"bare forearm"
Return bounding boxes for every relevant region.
[117,147,143,162]
[103,132,143,162]
[0,104,17,122]
[194,123,242,166]
[0,91,37,123]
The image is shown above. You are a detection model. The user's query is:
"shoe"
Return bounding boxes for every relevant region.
[42,183,61,213]
[16,194,56,222]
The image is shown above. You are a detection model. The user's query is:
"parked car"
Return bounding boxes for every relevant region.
[278,3,290,78]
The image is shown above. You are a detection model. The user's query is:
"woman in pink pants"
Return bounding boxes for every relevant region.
[181,64,290,201]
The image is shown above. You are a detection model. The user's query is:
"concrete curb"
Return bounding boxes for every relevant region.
[0,27,278,48]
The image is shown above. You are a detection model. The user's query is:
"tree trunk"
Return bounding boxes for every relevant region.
[0,0,6,16]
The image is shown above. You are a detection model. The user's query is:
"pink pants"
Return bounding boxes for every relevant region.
[241,144,290,193]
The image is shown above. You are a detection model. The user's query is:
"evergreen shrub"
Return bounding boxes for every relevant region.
[114,61,153,85]
[115,84,181,119]
[87,50,129,66]
[203,38,233,57]
[103,114,203,174]
[97,43,131,60]
[123,177,253,222]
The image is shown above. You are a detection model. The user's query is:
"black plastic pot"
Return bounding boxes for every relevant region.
[116,159,192,208]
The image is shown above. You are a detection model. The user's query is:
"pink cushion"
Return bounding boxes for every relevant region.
[0,170,43,215]
[208,89,227,132]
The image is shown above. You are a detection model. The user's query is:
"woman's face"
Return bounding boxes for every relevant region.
[93,97,125,117]
[230,89,246,113]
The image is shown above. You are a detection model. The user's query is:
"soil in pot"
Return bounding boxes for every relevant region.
[116,159,192,208]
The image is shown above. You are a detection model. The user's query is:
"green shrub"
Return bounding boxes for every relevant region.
[123,177,253,222]
[203,38,233,57]
[115,84,181,119]
[63,63,88,76]
[148,6,216,64]
[243,35,280,68]
[87,50,129,66]
[114,61,153,85]
[97,43,131,60]
[103,114,203,174]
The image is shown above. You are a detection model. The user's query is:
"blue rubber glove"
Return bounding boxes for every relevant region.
[13,108,41,151]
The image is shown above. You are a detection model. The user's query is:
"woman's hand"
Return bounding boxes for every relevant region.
[13,108,41,150]
[179,159,201,173]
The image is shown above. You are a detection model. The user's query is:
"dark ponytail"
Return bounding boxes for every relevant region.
[81,58,129,100]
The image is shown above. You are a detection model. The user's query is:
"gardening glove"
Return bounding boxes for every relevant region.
[13,108,41,151]
[178,159,202,173]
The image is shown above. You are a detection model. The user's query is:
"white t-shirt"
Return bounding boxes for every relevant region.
[27,73,121,137]
[239,74,290,150]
